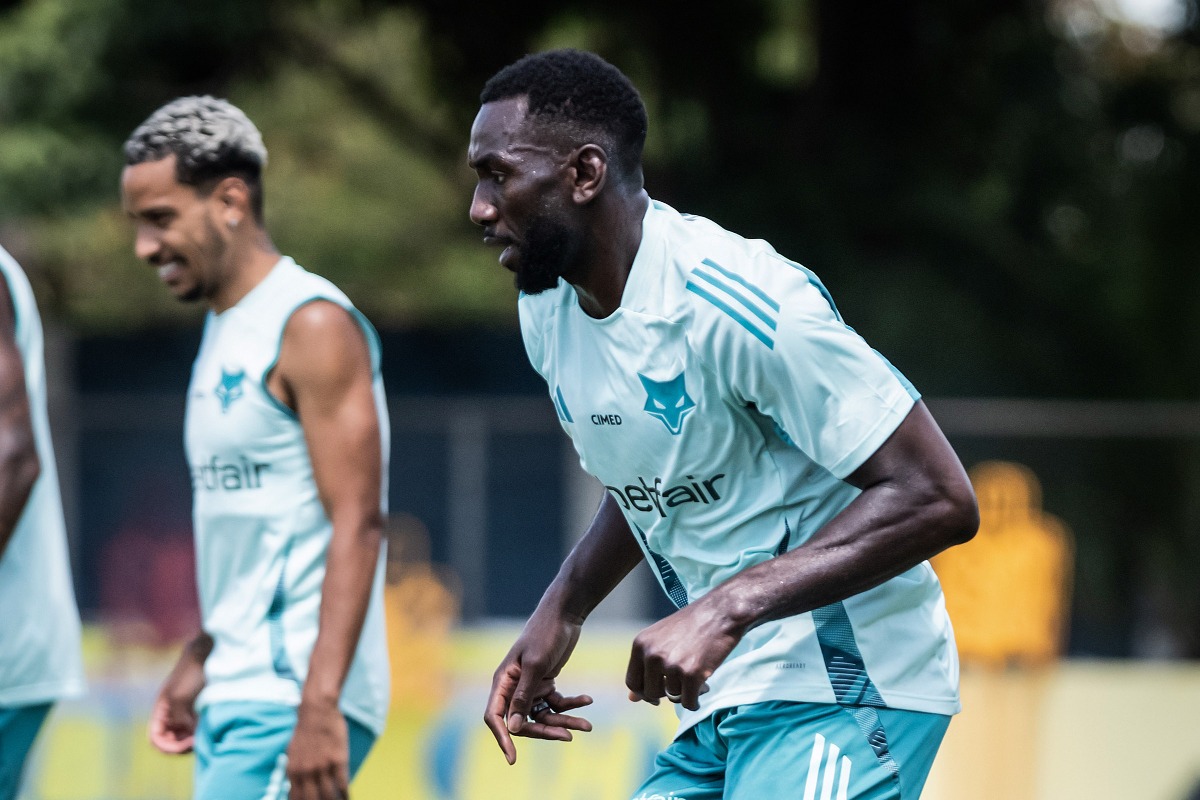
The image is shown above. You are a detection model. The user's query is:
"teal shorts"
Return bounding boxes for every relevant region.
[632,701,950,800]
[0,702,52,800]
[194,702,376,800]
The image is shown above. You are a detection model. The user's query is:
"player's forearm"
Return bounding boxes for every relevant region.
[160,632,210,706]
[708,477,977,636]
[538,493,643,624]
[703,402,978,636]
[303,512,383,705]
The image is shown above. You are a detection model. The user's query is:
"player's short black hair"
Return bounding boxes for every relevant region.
[124,96,268,221]
[481,49,648,185]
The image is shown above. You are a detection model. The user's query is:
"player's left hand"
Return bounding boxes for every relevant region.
[287,696,349,800]
[625,597,742,711]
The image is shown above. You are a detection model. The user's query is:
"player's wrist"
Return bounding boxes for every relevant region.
[184,633,213,662]
[699,584,760,639]
[300,681,343,710]
[534,580,590,626]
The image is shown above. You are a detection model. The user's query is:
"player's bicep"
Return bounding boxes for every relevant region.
[277,301,382,519]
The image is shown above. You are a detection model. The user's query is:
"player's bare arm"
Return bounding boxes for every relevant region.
[0,277,39,561]
[148,632,212,754]
[485,492,643,765]
[624,401,979,710]
[269,300,383,800]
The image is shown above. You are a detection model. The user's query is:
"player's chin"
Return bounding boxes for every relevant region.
[498,244,518,271]
[513,266,561,295]
[171,282,204,303]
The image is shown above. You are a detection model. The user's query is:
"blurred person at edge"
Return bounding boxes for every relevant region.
[121,96,390,800]
[0,245,84,800]
[470,50,979,800]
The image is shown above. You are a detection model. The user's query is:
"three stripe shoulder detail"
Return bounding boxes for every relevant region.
[685,258,779,349]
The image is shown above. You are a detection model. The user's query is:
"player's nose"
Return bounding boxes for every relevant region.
[469,185,498,227]
[134,225,161,263]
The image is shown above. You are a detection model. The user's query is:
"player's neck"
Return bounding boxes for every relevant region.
[209,231,282,314]
[571,191,649,319]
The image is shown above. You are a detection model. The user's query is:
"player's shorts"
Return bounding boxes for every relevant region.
[194,701,376,800]
[0,702,52,800]
[631,700,950,800]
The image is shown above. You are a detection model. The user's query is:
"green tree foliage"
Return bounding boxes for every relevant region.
[0,0,1197,401]
[0,0,515,329]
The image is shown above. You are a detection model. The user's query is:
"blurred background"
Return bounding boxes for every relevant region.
[3,0,1200,797]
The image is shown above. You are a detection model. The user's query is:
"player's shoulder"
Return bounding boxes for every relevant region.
[657,210,838,350]
[273,258,379,361]
[267,258,372,339]
[277,296,375,387]
[0,244,29,284]
[0,244,36,309]
[635,201,744,320]
[275,257,355,311]
[283,297,359,338]
[0,244,40,346]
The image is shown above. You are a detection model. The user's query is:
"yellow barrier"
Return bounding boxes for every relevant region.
[23,629,1200,800]
[24,624,677,800]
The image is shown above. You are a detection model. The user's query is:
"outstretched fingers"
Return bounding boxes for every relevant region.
[544,689,594,715]
[509,680,595,739]
[521,690,594,735]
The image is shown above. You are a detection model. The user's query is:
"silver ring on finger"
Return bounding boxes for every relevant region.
[664,691,682,703]
[529,700,552,718]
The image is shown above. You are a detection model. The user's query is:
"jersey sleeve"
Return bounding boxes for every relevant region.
[689,254,917,480]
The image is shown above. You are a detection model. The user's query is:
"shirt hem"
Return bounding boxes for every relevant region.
[0,677,86,707]
[198,684,387,736]
[673,685,961,738]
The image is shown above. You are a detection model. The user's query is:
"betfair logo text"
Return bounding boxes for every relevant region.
[605,473,726,518]
[191,456,271,492]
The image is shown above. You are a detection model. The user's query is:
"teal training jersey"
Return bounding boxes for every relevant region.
[519,200,960,736]
[185,257,391,735]
[0,245,84,707]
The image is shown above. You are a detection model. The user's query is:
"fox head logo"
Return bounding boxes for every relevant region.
[638,371,695,435]
[214,367,246,413]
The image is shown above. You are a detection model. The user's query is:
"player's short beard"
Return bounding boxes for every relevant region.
[174,216,228,303]
[513,214,583,295]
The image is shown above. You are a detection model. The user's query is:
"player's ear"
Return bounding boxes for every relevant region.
[569,144,607,204]
[212,176,252,229]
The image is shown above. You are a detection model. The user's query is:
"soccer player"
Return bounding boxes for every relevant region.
[470,50,980,799]
[0,245,84,800]
[121,96,390,800]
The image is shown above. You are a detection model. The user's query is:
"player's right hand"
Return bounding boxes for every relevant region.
[148,643,207,754]
[148,692,199,754]
[484,614,593,764]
